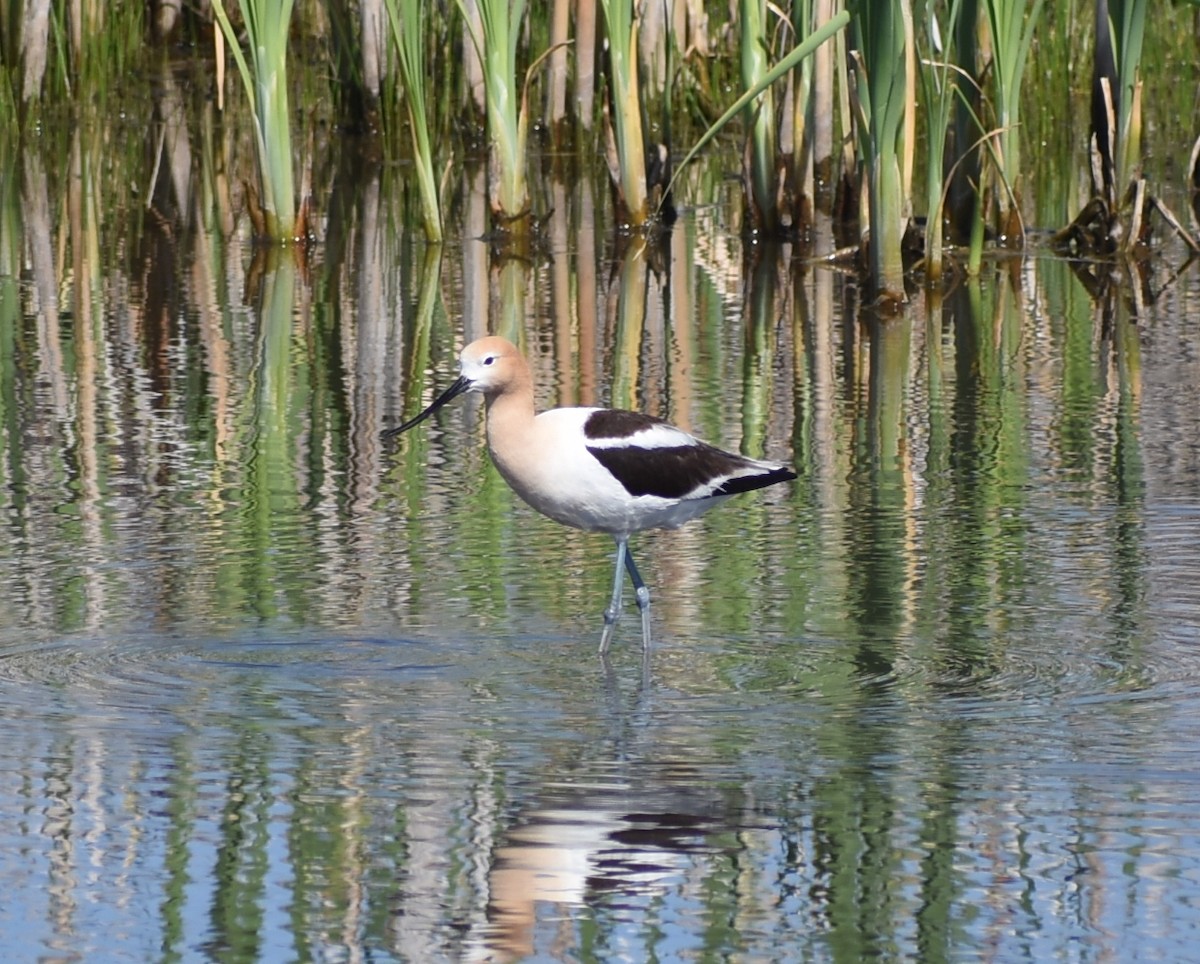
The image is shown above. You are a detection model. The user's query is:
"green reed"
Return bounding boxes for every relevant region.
[917,0,966,282]
[211,0,302,242]
[665,10,850,216]
[76,2,144,101]
[384,0,443,242]
[786,0,821,226]
[851,0,915,303]
[741,0,779,235]
[1098,0,1147,200]
[2,0,1196,280]
[947,0,982,246]
[458,0,531,233]
[0,67,14,132]
[982,0,1043,244]
[1,0,142,110]
[599,0,650,226]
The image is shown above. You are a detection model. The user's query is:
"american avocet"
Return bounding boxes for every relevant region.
[384,336,796,655]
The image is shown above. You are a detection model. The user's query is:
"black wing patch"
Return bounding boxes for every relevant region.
[710,464,798,496]
[583,409,667,440]
[588,442,796,500]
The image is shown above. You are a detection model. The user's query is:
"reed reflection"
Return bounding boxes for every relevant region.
[0,106,1195,964]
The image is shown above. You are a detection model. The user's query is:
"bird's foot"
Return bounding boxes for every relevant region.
[633,586,652,653]
[598,607,620,656]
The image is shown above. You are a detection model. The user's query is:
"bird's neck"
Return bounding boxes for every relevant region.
[484,386,536,456]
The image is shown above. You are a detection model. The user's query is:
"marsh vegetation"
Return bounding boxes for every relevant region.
[4,1,1197,277]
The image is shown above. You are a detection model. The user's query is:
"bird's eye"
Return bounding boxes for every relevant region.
[483,355,496,366]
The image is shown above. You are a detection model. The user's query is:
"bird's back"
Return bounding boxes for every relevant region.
[486,406,794,537]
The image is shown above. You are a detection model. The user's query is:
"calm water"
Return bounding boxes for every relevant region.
[3,147,1200,962]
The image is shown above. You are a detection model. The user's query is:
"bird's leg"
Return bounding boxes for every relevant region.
[598,539,628,656]
[623,545,652,653]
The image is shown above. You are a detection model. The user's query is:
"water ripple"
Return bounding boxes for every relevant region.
[679,618,1200,729]
[0,630,466,728]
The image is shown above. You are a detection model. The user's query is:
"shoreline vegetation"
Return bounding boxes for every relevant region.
[2,0,1198,301]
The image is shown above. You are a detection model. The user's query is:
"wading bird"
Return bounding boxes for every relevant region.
[384,337,796,655]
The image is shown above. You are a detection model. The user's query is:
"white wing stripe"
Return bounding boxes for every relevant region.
[584,423,697,450]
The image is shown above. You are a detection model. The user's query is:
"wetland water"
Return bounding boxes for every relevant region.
[3,143,1200,961]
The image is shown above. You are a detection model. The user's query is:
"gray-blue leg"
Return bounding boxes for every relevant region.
[598,539,628,656]
[623,546,652,653]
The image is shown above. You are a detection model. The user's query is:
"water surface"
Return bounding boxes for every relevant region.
[3,155,1200,960]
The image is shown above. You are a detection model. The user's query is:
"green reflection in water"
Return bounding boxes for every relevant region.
[0,109,1196,964]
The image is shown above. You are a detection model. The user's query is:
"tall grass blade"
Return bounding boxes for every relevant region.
[947,0,980,244]
[599,0,650,225]
[918,0,966,281]
[664,10,850,211]
[1092,0,1147,202]
[852,0,916,301]
[1111,0,1147,193]
[982,0,1044,244]
[788,0,822,226]
[211,0,302,242]
[383,0,443,241]
[457,0,531,231]
[741,0,779,235]
[1090,0,1118,202]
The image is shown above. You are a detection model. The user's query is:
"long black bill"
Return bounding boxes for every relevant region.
[382,375,473,439]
